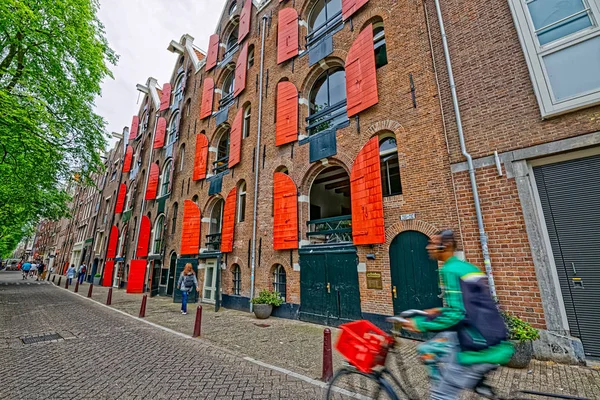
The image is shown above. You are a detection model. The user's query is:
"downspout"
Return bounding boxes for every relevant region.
[249,15,268,312]
[432,0,496,298]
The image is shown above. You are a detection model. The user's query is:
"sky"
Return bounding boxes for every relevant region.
[95,0,227,147]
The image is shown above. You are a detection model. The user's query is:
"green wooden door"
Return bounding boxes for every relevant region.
[173,258,198,304]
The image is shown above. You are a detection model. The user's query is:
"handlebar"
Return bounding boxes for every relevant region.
[385,309,430,325]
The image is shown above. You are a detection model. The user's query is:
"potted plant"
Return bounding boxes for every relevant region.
[502,312,540,368]
[251,289,284,319]
[93,273,101,285]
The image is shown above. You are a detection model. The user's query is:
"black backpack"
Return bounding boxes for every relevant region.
[183,274,195,291]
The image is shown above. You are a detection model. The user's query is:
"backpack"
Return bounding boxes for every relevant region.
[183,274,195,291]
[81,265,86,274]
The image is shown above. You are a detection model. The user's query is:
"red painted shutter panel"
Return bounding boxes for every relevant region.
[277,8,299,64]
[234,43,248,97]
[346,25,378,117]
[275,81,298,146]
[273,172,298,250]
[200,78,214,119]
[129,116,139,140]
[106,225,119,259]
[126,259,146,293]
[229,108,243,168]
[123,145,133,173]
[159,83,172,111]
[137,216,151,257]
[102,260,114,287]
[115,184,127,214]
[350,137,385,245]
[342,0,369,20]
[193,133,209,180]
[221,187,237,253]
[145,163,159,200]
[238,0,252,43]
[153,117,167,149]
[181,200,201,255]
[206,34,219,70]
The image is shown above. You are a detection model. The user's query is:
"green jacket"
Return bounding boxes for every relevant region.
[414,257,514,365]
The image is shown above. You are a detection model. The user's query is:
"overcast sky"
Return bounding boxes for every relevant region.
[95,0,227,146]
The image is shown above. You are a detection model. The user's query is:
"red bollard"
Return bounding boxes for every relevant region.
[65,278,69,289]
[52,275,55,283]
[87,283,93,298]
[106,287,112,305]
[74,280,79,293]
[57,276,61,286]
[139,295,147,318]
[193,305,203,337]
[321,328,333,382]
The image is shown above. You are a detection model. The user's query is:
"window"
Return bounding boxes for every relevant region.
[152,215,165,255]
[232,264,241,295]
[125,184,134,211]
[171,202,178,234]
[110,169,117,181]
[185,99,191,117]
[159,159,173,197]
[172,74,185,108]
[220,71,235,109]
[167,112,179,146]
[248,45,255,68]
[226,29,238,51]
[141,111,149,134]
[243,106,251,138]
[508,0,600,117]
[228,0,237,15]
[237,181,246,222]
[117,224,127,258]
[373,22,387,68]
[308,67,348,135]
[179,144,186,171]
[308,0,343,41]
[379,136,402,197]
[273,264,287,301]
[207,199,224,251]
[214,129,230,174]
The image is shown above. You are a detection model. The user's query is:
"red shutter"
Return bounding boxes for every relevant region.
[276,81,298,146]
[137,216,151,257]
[206,34,219,70]
[277,8,299,64]
[238,0,252,43]
[350,137,385,245]
[129,116,139,140]
[221,187,237,253]
[193,133,209,181]
[200,78,214,119]
[181,200,201,255]
[102,260,114,287]
[145,163,159,200]
[160,83,172,111]
[106,225,119,259]
[234,43,248,97]
[123,145,133,173]
[153,117,167,149]
[346,25,378,117]
[126,259,146,294]
[273,172,298,250]
[229,108,243,168]
[115,184,126,214]
[342,0,369,20]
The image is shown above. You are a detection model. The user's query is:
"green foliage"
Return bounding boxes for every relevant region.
[251,289,284,306]
[94,273,101,277]
[502,312,540,342]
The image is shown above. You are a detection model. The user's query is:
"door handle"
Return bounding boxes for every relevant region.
[327,282,331,293]
[392,286,397,299]
[572,263,577,275]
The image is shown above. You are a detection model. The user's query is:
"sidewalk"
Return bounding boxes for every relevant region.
[50,274,600,399]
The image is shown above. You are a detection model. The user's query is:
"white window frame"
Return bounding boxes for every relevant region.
[151,215,165,255]
[237,182,246,223]
[159,160,173,197]
[242,106,251,139]
[508,0,600,117]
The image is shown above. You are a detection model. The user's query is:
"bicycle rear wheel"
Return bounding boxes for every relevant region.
[326,367,400,400]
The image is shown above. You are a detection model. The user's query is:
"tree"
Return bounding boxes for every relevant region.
[0,0,117,254]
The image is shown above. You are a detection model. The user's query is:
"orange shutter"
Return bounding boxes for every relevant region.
[193,133,209,181]
[234,43,248,97]
[346,25,378,117]
[145,163,159,200]
[350,137,385,245]
[229,108,243,168]
[273,172,298,250]
[126,259,146,294]
[206,34,219,70]
[106,225,119,259]
[159,83,172,111]
[181,200,201,255]
[129,116,139,140]
[276,81,298,146]
[101,260,114,287]
[123,145,133,173]
[136,216,151,257]
[221,187,237,253]
[277,8,299,64]
[153,117,167,149]
[238,0,252,43]
[115,184,126,214]
[200,78,214,119]
[342,0,369,20]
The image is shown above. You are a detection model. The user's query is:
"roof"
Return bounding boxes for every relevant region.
[194,48,205,61]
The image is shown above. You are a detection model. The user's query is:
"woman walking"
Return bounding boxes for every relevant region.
[66,264,76,285]
[177,263,198,315]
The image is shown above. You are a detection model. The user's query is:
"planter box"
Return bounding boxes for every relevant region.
[253,304,273,319]
[506,340,533,369]
[93,276,101,285]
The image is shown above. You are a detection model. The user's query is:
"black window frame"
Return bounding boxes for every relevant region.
[232,265,241,295]
[273,264,287,301]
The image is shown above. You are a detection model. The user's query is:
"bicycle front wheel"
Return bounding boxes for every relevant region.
[326,367,400,400]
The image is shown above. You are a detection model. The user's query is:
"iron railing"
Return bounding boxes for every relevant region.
[206,233,222,252]
[212,156,229,175]
[306,215,352,244]
[219,92,235,110]
[306,100,348,136]
[220,44,239,66]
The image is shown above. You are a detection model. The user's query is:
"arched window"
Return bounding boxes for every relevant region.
[247,45,255,68]
[152,215,165,255]
[232,264,241,295]
[226,28,238,53]
[228,1,237,15]
[243,105,251,138]
[220,71,235,109]
[159,159,173,197]
[117,224,128,258]
[166,112,179,146]
[140,110,149,134]
[172,73,185,107]
[171,202,178,234]
[207,198,225,251]
[373,21,387,68]
[192,194,199,204]
[179,144,186,171]
[125,183,134,211]
[308,67,348,136]
[237,181,246,222]
[214,129,230,174]
[273,264,287,301]
[379,136,402,196]
[308,0,342,39]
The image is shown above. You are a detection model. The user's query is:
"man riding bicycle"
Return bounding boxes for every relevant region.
[401,230,514,399]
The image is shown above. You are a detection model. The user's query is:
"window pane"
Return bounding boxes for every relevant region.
[310,74,329,112]
[527,0,592,45]
[380,137,397,153]
[328,69,346,105]
[326,0,342,19]
[309,0,327,32]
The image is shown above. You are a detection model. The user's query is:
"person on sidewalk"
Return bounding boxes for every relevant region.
[37,262,45,281]
[177,263,198,315]
[21,262,31,280]
[29,262,37,279]
[66,264,76,286]
[78,263,87,284]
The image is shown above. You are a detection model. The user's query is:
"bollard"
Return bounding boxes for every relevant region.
[87,283,93,298]
[321,328,333,382]
[65,278,69,289]
[192,305,203,337]
[52,275,55,283]
[139,295,147,318]
[74,280,79,293]
[47,273,51,282]
[57,276,61,286]
[106,287,112,305]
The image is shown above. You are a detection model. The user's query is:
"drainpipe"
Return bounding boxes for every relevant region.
[432,0,496,298]
[249,15,268,312]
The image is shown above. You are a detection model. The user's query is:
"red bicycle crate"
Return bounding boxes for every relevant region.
[335,320,395,373]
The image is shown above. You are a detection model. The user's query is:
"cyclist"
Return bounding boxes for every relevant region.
[401,230,514,400]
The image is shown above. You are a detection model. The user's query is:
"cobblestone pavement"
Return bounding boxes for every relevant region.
[0,271,351,400]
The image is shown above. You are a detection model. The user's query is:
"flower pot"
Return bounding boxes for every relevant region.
[253,304,273,319]
[93,276,101,285]
[506,340,533,369]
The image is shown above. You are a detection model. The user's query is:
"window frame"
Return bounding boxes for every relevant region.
[379,136,402,197]
[152,215,165,255]
[272,264,287,301]
[166,112,180,146]
[307,0,343,46]
[159,159,173,197]
[307,67,349,136]
[213,129,230,174]
[171,202,178,234]
[232,264,241,295]
[243,106,251,138]
[373,22,387,68]
[237,181,246,222]
[219,71,236,109]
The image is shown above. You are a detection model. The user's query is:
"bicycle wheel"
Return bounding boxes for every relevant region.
[326,367,400,400]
